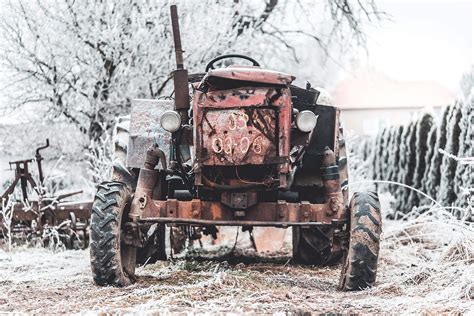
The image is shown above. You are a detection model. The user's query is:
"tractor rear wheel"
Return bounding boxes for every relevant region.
[112,117,170,265]
[90,181,136,286]
[339,191,382,291]
[292,226,343,265]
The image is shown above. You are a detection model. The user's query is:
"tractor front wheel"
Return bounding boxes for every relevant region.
[339,191,382,291]
[90,181,136,286]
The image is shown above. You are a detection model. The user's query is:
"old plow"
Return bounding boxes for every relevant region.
[0,139,92,249]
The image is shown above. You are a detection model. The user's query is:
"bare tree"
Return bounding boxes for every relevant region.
[0,0,383,143]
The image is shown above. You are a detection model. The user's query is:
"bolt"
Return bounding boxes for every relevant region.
[329,197,340,213]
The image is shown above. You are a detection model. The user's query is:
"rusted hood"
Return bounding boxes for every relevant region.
[206,67,295,85]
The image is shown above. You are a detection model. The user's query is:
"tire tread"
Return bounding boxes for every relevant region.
[340,191,382,291]
[90,181,135,286]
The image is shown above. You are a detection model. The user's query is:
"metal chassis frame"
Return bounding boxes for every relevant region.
[129,147,346,228]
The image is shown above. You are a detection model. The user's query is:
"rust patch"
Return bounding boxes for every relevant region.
[201,108,276,165]
[206,67,295,85]
[193,87,292,168]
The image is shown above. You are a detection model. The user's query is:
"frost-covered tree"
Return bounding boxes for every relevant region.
[388,125,404,184]
[375,128,386,181]
[459,66,474,99]
[454,78,474,209]
[0,0,384,142]
[371,129,382,181]
[439,104,463,206]
[425,106,451,201]
[391,121,415,214]
[421,123,438,199]
[401,120,418,211]
[407,113,433,207]
[381,126,394,182]
[359,136,373,161]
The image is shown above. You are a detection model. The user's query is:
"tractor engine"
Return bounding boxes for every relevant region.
[191,69,296,209]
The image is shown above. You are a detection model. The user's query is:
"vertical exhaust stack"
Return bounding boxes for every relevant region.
[170,5,190,123]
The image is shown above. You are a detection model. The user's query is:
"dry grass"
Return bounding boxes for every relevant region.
[0,198,472,314]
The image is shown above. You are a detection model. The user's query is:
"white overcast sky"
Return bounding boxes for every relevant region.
[355,0,473,92]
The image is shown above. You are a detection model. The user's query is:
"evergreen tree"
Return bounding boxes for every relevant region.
[388,125,404,184]
[425,106,451,201]
[454,94,474,209]
[382,127,395,182]
[421,123,438,199]
[408,113,433,207]
[361,137,372,161]
[375,128,387,181]
[402,120,419,211]
[439,103,463,206]
[370,129,383,180]
[392,121,415,214]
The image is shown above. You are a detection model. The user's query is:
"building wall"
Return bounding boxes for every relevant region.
[339,107,441,135]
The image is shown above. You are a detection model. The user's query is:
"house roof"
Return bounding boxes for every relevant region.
[332,69,455,110]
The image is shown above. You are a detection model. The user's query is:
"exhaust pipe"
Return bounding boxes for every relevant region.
[170,5,190,123]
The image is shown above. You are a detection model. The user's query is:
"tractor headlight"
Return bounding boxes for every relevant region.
[296,110,318,133]
[160,110,181,132]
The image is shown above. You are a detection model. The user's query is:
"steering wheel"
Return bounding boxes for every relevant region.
[205,54,260,72]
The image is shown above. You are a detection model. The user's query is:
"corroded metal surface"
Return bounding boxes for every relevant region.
[131,148,345,226]
[193,87,292,168]
[139,199,346,226]
[207,67,295,85]
[4,201,92,222]
[127,99,174,168]
[201,108,276,165]
[1,140,91,247]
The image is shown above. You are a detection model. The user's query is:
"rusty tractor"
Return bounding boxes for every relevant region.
[0,139,91,249]
[90,5,382,290]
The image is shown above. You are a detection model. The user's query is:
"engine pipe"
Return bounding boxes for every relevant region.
[321,146,344,217]
[130,145,168,221]
[170,5,190,123]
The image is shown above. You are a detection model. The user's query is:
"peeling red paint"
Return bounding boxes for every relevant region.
[193,86,291,168]
[207,67,295,85]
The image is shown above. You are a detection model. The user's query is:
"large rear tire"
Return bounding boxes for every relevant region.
[292,226,342,265]
[339,191,382,291]
[112,117,169,265]
[90,181,136,286]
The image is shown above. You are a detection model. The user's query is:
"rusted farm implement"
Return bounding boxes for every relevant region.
[89,5,382,290]
[0,139,91,249]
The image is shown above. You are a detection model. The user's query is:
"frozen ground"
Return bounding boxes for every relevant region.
[0,196,472,314]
